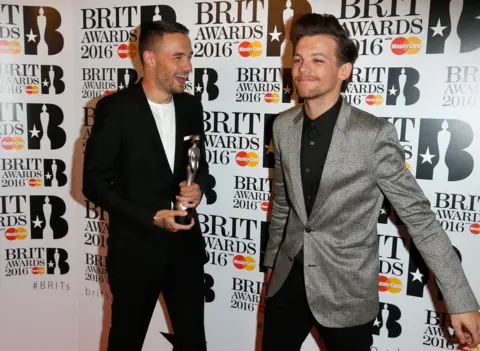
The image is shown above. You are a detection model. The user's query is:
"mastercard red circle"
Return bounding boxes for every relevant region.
[470,223,480,235]
[5,228,17,241]
[236,151,249,167]
[233,255,246,269]
[378,275,390,292]
[261,202,271,212]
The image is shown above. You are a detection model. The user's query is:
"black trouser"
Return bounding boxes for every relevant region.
[107,234,207,351]
[262,258,374,351]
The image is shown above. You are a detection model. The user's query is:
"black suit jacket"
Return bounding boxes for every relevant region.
[82,82,209,278]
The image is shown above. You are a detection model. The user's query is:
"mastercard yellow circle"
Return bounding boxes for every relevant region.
[244,256,257,271]
[272,92,280,103]
[375,94,384,105]
[388,277,403,294]
[406,37,422,55]
[13,136,25,150]
[250,41,263,57]
[16,227,28,240]
[247,152,259,167]
[10,41,21,55]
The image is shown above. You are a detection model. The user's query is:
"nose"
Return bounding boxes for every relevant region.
[183,57,192,74]
[298,60,309,73]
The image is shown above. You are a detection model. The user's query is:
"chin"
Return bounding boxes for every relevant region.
[298,91,322,100]
[172,86,186,94]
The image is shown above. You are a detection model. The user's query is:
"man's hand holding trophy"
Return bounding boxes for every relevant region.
[152,135,202,232]
[175,135,202,225]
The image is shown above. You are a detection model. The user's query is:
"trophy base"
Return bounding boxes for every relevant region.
[175,210,193,225]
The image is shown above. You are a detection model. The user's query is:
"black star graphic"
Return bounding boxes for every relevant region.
[160,331,175,346]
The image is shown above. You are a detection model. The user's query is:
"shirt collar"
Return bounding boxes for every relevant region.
[302,96,342,131]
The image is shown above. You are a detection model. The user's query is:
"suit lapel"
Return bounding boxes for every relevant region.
[172,94,185,177]
[134,82,173,175]
[288,109,308,224]
[308,98,351,225]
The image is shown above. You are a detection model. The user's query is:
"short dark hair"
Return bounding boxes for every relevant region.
[292,14,358,92]
[139,20,189,64]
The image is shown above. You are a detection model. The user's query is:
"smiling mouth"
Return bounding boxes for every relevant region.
[175,75,187,84]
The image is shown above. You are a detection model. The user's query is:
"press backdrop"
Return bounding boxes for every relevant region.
[1,0,479,350]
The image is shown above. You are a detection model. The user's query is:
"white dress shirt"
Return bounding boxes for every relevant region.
[147,98,176,172]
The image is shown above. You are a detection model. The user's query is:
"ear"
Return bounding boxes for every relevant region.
[143,50,155,68]
[338,62,353,81]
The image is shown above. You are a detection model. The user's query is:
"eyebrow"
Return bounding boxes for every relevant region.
[172,51,193,57]
[294,52,329,59]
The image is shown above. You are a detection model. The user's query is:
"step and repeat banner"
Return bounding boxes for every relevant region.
[1,0,479,350]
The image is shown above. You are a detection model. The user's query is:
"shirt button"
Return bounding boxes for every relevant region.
[305,168,310,173]
[307,196,311,200]
[310,141,315,146]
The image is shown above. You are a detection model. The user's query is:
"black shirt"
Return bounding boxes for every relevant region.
[295,96,342,263]
[301,96,342,217]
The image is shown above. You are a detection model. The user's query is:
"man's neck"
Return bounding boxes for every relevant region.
[142,77,172,104]
[304,92,341,120]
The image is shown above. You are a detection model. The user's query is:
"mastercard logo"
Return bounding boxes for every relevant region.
[391,37,422,55]
[366,94,384,106]
[235,151,259,167]
[103,89,116,95]
[233,255,257,271]
[1,136,25,150]
[470,223,480,235]
[32,266,45,275]
[117,43,137,59]
[28,178,43,187]
[405,162,412,172]
[261,201,272,212]
[264,92,279,103]
[238,41,263,58]
[378,276,402,294]
[0,40,21,55]
[5,227,28,241]
[25,85,40,95]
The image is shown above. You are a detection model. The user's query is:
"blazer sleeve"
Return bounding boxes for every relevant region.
[82,97,157,228]
[373,122,479,314]
[263,119,289,268]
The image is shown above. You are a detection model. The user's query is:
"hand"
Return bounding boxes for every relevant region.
[265,268,273,285]
[260,268,273,303]
[450,311,480,348]
[176,181,201,209]
[153,209,194,232]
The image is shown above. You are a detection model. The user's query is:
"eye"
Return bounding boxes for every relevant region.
[293,58,302,63]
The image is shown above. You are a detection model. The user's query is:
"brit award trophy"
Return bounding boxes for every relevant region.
[175,135,201,224]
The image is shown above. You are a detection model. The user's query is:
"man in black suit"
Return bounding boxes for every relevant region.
[83,20,209,351]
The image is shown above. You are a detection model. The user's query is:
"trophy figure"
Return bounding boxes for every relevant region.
[37,7,48,56]
[43,196,53,240]
[51,159,58,187]
[53,249,60,275]
[379,304,390,336]
[444,0,463,54]
[201,69,209,102]
[48,66,55,95]
[175,135,201,224]
[397,68,407,106]
[434,120,451,181]
[153,6,162,21]
[124,70,130,88]
[280,0,294,61]
[40,104,50,150]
